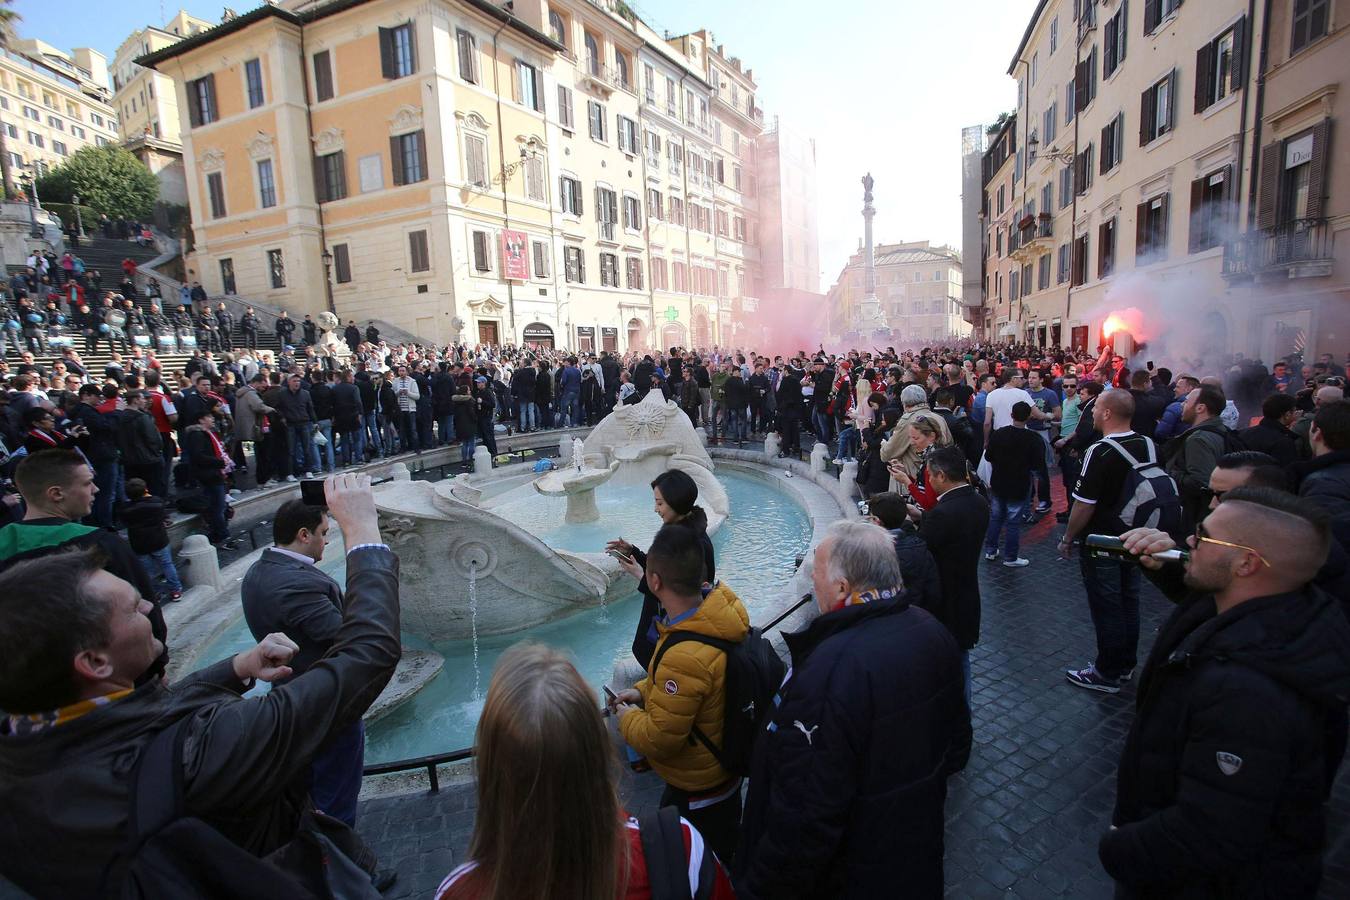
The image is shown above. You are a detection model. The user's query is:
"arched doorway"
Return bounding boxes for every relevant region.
[660,322,686,353]
[691,308,712,350]
[626,317,646,351]
[522,322,555,350]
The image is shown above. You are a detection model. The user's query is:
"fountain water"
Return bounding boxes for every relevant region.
[468,561,480,701]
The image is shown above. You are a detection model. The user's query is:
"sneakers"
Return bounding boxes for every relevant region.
[1035,501,1052,513]
[285,475,298,482]
[302,472,315,479]
[165,590,183,602]
[1119,668,1136,683]
[1065,665,1122,693]
[983,551,1000,561]
[1002,557,1030,567]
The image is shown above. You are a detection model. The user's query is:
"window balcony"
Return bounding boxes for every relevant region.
[1222,218,1334,280]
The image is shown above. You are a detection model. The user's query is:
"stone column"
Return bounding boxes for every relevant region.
[859,173,881,328]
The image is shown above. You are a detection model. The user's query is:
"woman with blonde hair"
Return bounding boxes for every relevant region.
[887,414,952,511]
[435,644,734,900]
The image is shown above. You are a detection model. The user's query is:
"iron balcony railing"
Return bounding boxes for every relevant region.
[1222,218,1333,277]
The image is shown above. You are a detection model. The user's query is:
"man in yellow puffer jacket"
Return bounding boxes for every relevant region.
[615,523,750,864]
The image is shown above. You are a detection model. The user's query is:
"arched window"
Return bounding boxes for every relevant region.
[584,32,600,76]
[548,11,566,47]
[627,317,645,350]
[614,52,629,88]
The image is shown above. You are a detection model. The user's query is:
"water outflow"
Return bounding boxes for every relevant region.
[468,561,481,702]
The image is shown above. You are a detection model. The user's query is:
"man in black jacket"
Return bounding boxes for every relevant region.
[1102,490,1350,897]
[865,491,941,609]
[916,446,990,700]
[1237,392,1303,467]
[735,520,969,899]
[331,369,365,467]
[69,385,120,529]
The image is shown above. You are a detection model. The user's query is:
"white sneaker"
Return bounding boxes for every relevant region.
[285,475,297,482]
[303,472,315,479]
[983,551,999,561]
[1003,557,1031,568]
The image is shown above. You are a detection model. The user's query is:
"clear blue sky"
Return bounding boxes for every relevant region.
[16,0,1038,285]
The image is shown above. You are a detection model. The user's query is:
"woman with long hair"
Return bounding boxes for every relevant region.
[435,644,733,900]
[606,468,715,669]
[887,415,952,511]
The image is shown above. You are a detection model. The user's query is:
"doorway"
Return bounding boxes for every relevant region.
[478,320,500,345]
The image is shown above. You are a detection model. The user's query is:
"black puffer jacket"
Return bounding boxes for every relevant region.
[734,597,970,899]
[890,528,941,611]
[1295,450,1350,550]
[1100,587,1350,898]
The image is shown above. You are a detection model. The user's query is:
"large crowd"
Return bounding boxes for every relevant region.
[0,315,1347,898]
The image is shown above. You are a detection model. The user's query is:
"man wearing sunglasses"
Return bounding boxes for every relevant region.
[1098,488,1350,898]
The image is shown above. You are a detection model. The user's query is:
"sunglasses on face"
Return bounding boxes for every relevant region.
[1194,521,1272,568]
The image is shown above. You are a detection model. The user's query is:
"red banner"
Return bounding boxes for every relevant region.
[501,230,529,281]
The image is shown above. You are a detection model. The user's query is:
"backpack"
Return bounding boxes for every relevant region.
[638,806,694,900]
[109,716,380,900]
[1099,436,1182,535]
[649,627,786,777]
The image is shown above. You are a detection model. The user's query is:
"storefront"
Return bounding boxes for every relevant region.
[522,322,555,349]
[601,326,618,352]
[576,326,595,352]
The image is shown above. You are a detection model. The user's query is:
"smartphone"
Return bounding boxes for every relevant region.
[603,685,618,704]
[299,479,327,506]
[607,547,633,565]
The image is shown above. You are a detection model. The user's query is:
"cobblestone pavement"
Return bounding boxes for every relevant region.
[357,480,1350,899]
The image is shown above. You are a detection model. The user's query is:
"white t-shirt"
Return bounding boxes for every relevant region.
[985,386,1036,431]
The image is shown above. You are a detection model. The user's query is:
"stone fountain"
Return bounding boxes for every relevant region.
[373,389,730,641]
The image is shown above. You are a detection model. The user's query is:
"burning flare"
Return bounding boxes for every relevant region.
[1102,314,1130,338]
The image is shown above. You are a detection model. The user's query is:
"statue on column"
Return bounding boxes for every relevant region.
[862,173,874,204]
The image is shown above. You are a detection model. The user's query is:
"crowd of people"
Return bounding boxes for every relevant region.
[0,326,1347,899]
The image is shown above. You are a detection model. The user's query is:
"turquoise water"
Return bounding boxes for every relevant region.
[198,469,812,763]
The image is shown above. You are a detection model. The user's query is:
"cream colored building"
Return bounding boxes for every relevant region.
[827,240,968,343]
[112,10,214,146]
[0,39,119,181]
[140,0,795,352]
[979,0,1346,360]
[980,115,1021,341]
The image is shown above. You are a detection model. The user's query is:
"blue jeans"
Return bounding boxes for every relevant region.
[1030,429,1053,504]
[314,419,335,472]
[837,425,860,460]
[460,436,477,462]
[137,545,183,593]
[289,423,319,474]
[983,495,1029,558]
[310,720,364,827]
[88,461,117,529]
[558,391,580,427]
[1079,551,1142,680]
[337,426,365,466]
[726,408,746,440]
[203,481,229,543]
[438,415,454,445]
[517,400,538,431]
[363,412,384,457]
[811,408,833,446]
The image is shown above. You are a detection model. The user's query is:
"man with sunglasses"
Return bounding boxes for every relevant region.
[1098,488,1350,898]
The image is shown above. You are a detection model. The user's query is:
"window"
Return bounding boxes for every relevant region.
[587,101,606,141]
[1066,80,1076,125]
[380,22,417,79]
[1189,166,1232,252]
[1071,232,1089,285]
[71,125,85,139]
[532,240,550,278]
[1145,0,1184,35]
[615,53,630,89]
[734,215,747,241]
[244,58,264,108]
[1031,51,1039,85]
[332,244,351,284]
[715,209,729,236]
[456,29,478,83]
[268,249,285,289]
[622,194,641,230]
[596,186,618,239]
[1195,20,1245,113]
[1262,124,1330,226]
[315,151,346,202]
[464,133,488,187]
[625,256,643,290]
[672,261,687,292]
[1136,192,1170,260]
[668,196,684,225]
[1098,217,1117,276]
[220,258,237,294]
[1292,0,1330,54]
[1057,243,1071,283]
[1010,269,1020,301]
[1104,2,1128,78]
[471,231,491,273]
[666,79,677,117]
[47,115,62,130]
[560,175,583,215]
[206,172,226,218]
[390,130,427,185]
[644,63,656,103]
[599,252,618,287]
[651,257,667,290]
[257,159,277,208]
[549,10,566,47]
[1074,143,1094,195]
[557,86,573,130]
[1139,71,1175,144]
[1100,113,1124,172]
[3,123,16,139]
[1074,45,1098,112]
[647,188,663,220]
[1050,16,1059,53]
[525,155,546,202]
[52,140,67,156]
[313,50,334,102]
[408,230,430,273]
[617,115,638,154]
[564,246,584,283]
[584,32,600,76]
[187,74,216,127]
[1043,102,1058,145]
[516,61,541,111]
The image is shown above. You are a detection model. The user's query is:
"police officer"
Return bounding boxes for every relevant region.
[241,306,260,350]
[197,307,219,352]
[301,314,317,347]
[215,302,234,352]
[275,310,296,347]
[172,304,194,352]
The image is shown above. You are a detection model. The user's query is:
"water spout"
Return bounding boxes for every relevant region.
[468,561,480,702]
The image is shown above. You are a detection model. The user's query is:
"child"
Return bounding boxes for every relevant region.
[122,478,184,601]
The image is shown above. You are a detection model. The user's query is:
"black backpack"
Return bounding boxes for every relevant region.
[639,805,717,900]
[650,627,786,777]
[108,716,380,900]
[1099,436,1182,535]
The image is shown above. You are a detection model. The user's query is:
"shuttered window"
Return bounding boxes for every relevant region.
[472,231,491,273]
[206,172,226,219]
[315,151,346,203]
[313,51,334,102]
[457,30,478,83]
[390,131,427,185]
[380,22,417,79]
[408,230,430,273]
[464,133,488,187]
[332,243,351,284]
[532,240,549,278]
[186,74,216,127]
[1136,193,1170,261]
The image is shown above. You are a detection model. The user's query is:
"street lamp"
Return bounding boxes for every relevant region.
[320,247,336,314]
[491,141,540,186]
[1026,135,1075,166]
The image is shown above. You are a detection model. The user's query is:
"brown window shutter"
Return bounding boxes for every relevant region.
[390,136,404,186]
[1231,16,1247,84]
[313,157,325,203]
[1144,0,1160,34]
[1097,222,1107,276]
[415,131,427,181]
[1139,86,1154,145]
[1188,177,1204,253]
[406,21,418,74]
[1159,193,1170,247]
[1136,202,1148,255]
[379,27,394,79]
[1256,142,1280,229]
[335,151,347,199]
[1194,43,1213,113]
[1075,61,1089,113]
[1100,123,1110,173]
[186,80,201,127]
[1307,118,1332,219]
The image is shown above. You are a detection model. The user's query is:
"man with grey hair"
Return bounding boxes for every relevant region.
[734,519,970,898]
[1293,383,1344,454]
[880,383,951,479]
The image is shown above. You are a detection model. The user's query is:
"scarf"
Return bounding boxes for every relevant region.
[204,427,235,475]
[4,688,132,736]
[845,586,901,607]
[26,428,58,447]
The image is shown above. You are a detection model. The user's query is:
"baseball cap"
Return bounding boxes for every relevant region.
[474,375,488,383]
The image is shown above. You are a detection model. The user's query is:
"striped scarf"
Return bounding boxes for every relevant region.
[4,689,133,736]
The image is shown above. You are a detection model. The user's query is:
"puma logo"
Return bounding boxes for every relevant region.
[793,720,819,745]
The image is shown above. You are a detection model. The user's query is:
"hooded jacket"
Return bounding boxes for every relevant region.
[619,582,750,793]
[1100,587,1350,898]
